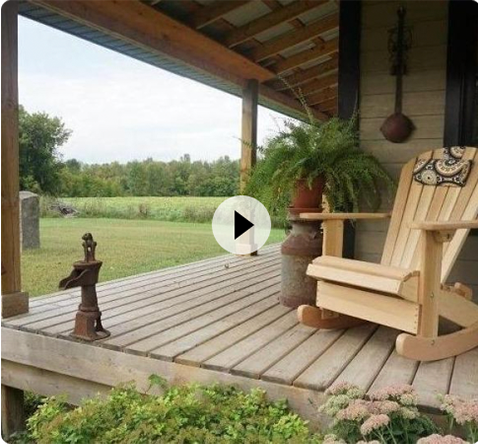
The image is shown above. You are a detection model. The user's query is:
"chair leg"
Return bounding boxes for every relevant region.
[297,305,365,329]
[396,322,478,361]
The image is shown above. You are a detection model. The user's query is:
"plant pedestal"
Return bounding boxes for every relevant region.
[280,215,322,308]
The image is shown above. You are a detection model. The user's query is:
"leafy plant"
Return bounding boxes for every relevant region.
[25,379,323,444]
[244,116,395,217]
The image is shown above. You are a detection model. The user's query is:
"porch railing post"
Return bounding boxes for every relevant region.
[1,0,28,319]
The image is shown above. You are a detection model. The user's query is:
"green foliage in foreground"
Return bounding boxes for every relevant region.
[24,380,322,444]
[22,218,285,296]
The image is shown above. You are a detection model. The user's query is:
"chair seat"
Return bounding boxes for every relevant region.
[307,255,419,302]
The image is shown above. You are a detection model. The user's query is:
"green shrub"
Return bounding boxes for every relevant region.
[26,378,322,444]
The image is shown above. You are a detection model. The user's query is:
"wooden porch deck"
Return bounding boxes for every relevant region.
[2,244,477,422]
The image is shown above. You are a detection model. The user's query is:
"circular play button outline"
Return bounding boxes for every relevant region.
[212,196,271,255]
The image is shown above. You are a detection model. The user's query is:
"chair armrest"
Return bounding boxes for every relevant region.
[299,212,391,221]
[410,220,478,231]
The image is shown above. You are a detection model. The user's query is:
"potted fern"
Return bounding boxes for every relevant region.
[244,116,395,217]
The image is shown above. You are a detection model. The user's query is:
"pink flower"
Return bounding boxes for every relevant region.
[326,381,364,399]
[356,441,381,444]
[440,395,478,425]
[360,414,390,435]
[369,384,417,404]
[323,434,346,444]
[370,400,400,415]
[336,400,371,421]
[417,434,468,444]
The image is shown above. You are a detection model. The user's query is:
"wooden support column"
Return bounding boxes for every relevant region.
[239,79,258,256]
[2,2,27,439]
[1,0,28,319]
[240,79,258,192]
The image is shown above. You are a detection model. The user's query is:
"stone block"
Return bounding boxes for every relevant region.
[19,191,40,250]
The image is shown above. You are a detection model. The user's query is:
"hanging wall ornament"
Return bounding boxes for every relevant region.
[380,6,414,143]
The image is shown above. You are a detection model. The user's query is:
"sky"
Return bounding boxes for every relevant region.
[18,16,289,164]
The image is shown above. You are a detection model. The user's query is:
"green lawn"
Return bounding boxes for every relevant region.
[22,218,286,297]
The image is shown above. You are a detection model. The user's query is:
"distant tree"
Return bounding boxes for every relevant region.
[19,105,72,194]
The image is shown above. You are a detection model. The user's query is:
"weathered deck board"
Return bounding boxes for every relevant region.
[12,250,280,330]
[148,292,286,360]
[112,283,280,353]
[102,277,280,351]
[262,328,345,385]
[413,358,455,409]
[368,350,419,394]
[48,262,282,336]
[329,326,398,392]
[2,244,477,415]
[175,304,294,367]
[231,323,315,379]
[293,324,378,391]
[201,310,296,372]
[449,349,478,400]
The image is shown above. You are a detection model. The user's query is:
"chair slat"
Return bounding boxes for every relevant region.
[388,151,433,267]
[382,147,477,281]
[381,158,417,265]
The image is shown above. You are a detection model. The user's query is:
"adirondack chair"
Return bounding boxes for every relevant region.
[298,147,478,361]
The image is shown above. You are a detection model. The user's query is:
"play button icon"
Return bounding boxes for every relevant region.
[234,211,254,239]
[212,196,271,255]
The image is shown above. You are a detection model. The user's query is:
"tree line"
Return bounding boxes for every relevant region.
[19,106,240,197]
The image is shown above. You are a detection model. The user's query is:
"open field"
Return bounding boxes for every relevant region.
[43,196,228,223]
[22,218,286,296]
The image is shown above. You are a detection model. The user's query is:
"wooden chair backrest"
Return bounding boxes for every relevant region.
[381,147,478,282]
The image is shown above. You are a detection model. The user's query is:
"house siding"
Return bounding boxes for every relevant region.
[357,0,478,298]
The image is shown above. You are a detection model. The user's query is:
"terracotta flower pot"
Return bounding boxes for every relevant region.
[291,176,324,209]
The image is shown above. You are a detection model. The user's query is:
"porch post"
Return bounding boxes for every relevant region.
[1,0,28,318]
[240,79,258,192]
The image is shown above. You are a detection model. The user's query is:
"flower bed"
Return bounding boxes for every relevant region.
[320,382,478,444]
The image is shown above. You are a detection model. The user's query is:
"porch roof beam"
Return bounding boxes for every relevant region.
[31,0,327,121]
[250,13,338,62]
[224,0,325,48]
[32,0,274,83]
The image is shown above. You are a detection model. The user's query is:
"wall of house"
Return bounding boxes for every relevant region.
[357,0,478,298]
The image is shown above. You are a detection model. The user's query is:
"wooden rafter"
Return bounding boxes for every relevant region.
[305,86,338,106]
[250,13,338,62]
[191,0,251,29]
[224,0,325,48]
[269,53,338,90]
[300,73,338,95]
[316,98,337,114]
[259,84,328,121]
[270,37,338,74]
